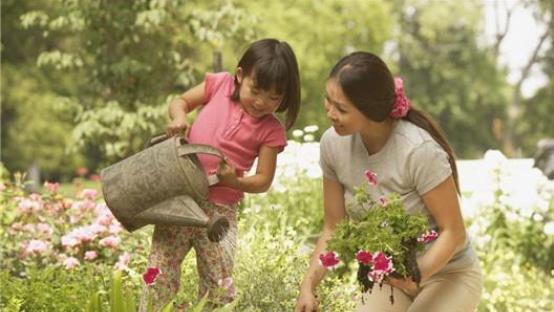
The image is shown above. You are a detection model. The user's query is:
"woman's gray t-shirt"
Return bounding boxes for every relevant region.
[319,120,475,271]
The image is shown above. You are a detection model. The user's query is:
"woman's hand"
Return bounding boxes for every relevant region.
[217,161,240,189]
[166,116,190,138]
[386,277,419,297]
[294,289,320,312]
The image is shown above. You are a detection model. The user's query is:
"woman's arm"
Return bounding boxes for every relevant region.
[166,82,206,137]
[295,176,346,312]
[388,175,466,293]
[217,145,278,193]
[417,175,467,281]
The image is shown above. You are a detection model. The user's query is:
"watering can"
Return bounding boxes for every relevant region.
[100,134,230,242]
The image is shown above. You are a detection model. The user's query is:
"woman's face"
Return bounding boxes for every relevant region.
[324,79,368,135]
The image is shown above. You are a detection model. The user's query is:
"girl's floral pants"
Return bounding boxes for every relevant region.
[139,201,237,311]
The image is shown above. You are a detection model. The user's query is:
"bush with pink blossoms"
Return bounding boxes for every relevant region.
[0,175,129,273]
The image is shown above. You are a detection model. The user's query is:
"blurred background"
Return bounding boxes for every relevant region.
[1,0,552,183]
[1,2,553,311]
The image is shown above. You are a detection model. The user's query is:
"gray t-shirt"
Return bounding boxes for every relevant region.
[319,120,475,271]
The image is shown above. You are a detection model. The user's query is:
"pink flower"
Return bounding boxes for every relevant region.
[367,270,386,283]
[89,174,101,182]
[61,235,80,248]
[36,223,53,235]
[319,251,341,270]
[379,196,388,206]
[87,223,106,235]
[217,277,237,298]
[143,267,162,285]
[76,167,89,177]
[72,227,97,243]
[367,251,394,282]
[355,250,373,265]
[44,181,60,194]
[24,239,49,256]
[84,251,98,261]
[114,252,131,270]
[63,257,80,269]
[390,77,411,118]
[417,230,439,243]
[364,170,378,186]
[99,236,120,249]
[372,251,394,273]
[79,189,98,200]
[96,211,114,226]
[17,198,39,214]
[23,223,36,232]
[109,224,123,235]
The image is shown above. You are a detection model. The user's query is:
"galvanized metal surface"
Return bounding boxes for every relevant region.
[101,136,226,234]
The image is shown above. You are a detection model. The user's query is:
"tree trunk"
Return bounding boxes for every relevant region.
[213,50,223,73]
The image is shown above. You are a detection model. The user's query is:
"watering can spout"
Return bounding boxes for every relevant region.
[134,195,230,242]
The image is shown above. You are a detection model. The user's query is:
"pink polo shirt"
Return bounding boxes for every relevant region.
[187,72,287,205]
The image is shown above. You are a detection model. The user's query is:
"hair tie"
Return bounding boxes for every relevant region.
[390,77,410,118]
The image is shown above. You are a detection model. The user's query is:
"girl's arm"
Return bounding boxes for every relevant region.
[295,177,346,312]
[166,82,206,137]
[217,144,279,193]
[417,175,467,281]
[388,175,466,293]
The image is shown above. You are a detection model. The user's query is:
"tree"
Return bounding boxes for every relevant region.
[1,0,84,181]
[392,0,510,157]
[18,0,259,165]
[490,0,553,156]
[235,0,394,134]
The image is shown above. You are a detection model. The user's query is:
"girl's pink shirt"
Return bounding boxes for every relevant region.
[187,72,287,205]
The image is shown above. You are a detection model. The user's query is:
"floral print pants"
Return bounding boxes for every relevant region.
[139,201,237,312]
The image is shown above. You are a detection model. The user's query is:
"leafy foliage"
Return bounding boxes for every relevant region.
[327,192,428,278]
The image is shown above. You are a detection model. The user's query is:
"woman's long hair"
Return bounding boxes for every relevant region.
[330,52,459,192]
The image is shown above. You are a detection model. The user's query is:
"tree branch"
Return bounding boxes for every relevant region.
[515,12,552,91]
[493,1,516,56]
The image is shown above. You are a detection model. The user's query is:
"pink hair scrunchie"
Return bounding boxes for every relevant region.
[390,77,411,118]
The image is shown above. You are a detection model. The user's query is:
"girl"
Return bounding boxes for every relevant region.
[140,38,301,311]
[295,52,482,312]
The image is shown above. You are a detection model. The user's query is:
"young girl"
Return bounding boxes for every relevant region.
[139,38,301,311]
[295,52,482,312]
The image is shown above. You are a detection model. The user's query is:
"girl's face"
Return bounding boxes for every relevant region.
[324,79,369,135]
[236,69,283,119]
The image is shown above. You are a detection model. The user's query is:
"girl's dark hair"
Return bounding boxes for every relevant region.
[330,52,460,192]
[230,38,301,130]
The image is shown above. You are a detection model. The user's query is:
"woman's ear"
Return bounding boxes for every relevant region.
[235,67,244,84]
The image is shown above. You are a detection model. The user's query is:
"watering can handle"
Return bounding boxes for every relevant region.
[147,133,172,148]
[177,144,226,186]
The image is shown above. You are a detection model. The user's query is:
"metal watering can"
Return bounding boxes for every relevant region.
[100,134,230,242]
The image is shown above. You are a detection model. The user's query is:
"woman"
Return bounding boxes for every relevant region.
[295,52,482,312]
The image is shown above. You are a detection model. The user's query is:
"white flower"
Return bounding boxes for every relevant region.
[544,222,554,236]
[303,134,314,142]
[303,125,319,133]
[292,129,304,138]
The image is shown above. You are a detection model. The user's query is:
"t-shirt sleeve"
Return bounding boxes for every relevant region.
[204,72,232,103]
[408,140,453,195]
[261,120,287,153]
[319,130,339,181]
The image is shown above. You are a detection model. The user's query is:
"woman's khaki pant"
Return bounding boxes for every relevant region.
[355,260,482,312]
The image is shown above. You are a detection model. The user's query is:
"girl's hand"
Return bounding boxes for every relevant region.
[294,289,320,312]
[217,161,240,189]
[386,277,419,297]
[166,117,190,138]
